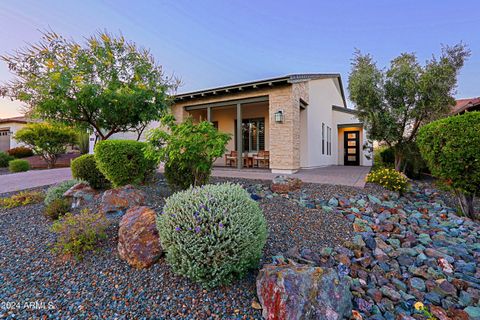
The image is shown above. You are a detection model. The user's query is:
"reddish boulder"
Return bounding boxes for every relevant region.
[256,257,352,320]
[271,176,302,194]
[118,206,162,269]
[63,182,98,208]
[100,185,146,214]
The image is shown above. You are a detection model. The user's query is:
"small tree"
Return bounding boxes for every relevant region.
[417,112,480,219]
[14,122,77,168]
[348,44,470,171]
[1,31,178,140]
[145,114,231,189]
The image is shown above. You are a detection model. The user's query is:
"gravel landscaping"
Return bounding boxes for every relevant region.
[1,175,479,319]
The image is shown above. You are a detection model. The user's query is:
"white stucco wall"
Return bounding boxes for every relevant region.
[301,78,345,168]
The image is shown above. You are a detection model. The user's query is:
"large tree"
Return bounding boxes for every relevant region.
[348,44,470,171]
[1,31,178,140]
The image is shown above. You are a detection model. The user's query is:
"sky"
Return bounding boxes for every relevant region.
[0,0,479,117]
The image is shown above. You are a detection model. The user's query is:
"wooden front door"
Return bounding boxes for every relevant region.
[344,131,360,166]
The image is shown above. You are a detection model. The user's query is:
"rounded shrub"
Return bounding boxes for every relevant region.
[44,198,71,220]
[7,146,34,158]
[94,140,156,187]
[366,168,409,193]
[380,147,395,165]
[44,179,80,205]
[8,159,30,172]
[0,151,14,167]
[158,183,267,288]
[71,154,109,189]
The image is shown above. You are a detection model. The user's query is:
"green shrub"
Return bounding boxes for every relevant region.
[401,141,429,179]
[0,152,14,167]
[7,146,34,158]
[417,112,480,219]
[164,161,195,191]
[8,159,30,172]
[158,183,267,288]
[380,147,395,165]
[146,115,230,190]
[44,198,71,220]
[0,191,44,209]
[366,167,409,193]
[76,130,90,155]
[44,179,80,205]
[51,209,110,259]
[94,140,155,187]
[71,154,109,189]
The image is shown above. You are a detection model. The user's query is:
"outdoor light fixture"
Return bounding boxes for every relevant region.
[274,110,284,123]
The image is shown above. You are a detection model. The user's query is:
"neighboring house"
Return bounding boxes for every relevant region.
[0,116,31,152]
[451,97,480,115]
[90,73,372,174]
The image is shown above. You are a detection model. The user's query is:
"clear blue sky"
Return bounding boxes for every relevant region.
[0,0,478,117]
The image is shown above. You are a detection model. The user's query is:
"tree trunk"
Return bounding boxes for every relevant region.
[394,152,403,172]
[456,191,477,220]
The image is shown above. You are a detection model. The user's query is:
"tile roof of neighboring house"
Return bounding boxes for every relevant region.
[0,116,31,124]
[451,97,480,114]
[174,73,347,107]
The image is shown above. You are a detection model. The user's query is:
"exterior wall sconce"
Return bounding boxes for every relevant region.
[274,110,284,123]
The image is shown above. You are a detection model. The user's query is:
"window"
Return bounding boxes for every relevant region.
[234,118,265,152]
[327,127,332,155]
[322,123,325,155]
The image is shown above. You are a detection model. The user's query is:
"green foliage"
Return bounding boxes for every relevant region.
[14,122,77,168]
[44,198,71,220]
[348,44,470,170]
[0,151,14,167]
[71,154,109,189]
[417,112,480,218]
[0,191,44,209]
[158,183,267,288]
[379,147,395,165]
[146,115,231,189]
[401,141,429,178]
[51,209,110,259]
[76,130,90,154]
[44,179,80,205]
[8,159,30,172]
[164,161,195,191]
[1,31,177,140]
[94,140,155,187]
[366,168,409,193]
[7,146,33,158]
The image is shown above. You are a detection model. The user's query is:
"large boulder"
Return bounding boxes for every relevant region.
[100,185,147,215]
[256,257,352,320]
[271,176,302,194]
[118,206,162,269]
[63,182,98,208]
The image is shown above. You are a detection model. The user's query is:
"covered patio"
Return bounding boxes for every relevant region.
[186,96,272,170]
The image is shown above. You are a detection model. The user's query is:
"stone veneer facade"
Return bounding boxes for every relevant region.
[172,81,309,173]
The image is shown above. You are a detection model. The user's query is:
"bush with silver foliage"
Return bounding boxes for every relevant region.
[158,183,267,288]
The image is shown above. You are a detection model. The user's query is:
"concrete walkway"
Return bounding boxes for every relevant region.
[0,168,72,194]
[212,165,371,188]
[0,165,371,194]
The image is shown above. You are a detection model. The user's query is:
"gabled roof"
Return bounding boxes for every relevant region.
[174,73,347,107]
[451,97,480,114]
[0,116,31,124]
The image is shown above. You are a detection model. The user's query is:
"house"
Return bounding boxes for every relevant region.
[0,116,31,152]
[451,97,480,115]
[171,74,372,174]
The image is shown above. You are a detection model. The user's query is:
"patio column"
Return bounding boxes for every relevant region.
[207,106,211,122]
[236,103,242,169]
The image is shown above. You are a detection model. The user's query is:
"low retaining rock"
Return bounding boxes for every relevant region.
[100,185,147,215]
[63,182,98,208]
[271,176,302,194]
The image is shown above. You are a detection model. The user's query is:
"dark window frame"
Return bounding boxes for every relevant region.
[234,118,265,153]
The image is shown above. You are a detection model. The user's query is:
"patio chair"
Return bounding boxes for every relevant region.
[224,151,237,167]
[253,150,269,168]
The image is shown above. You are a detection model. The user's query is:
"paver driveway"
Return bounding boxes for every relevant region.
[0,165,371,194]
